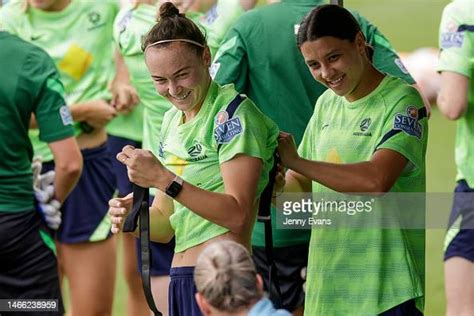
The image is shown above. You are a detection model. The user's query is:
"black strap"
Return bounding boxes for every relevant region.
[123,185,162,316]
[257,151,283,308]
[375,106,427,149]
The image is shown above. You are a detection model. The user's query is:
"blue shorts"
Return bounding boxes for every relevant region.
[444,180,474,262]
[136,195,174,276]
[44,143,116,243]
[107,134,141,197]
[379,299,422,315]
[169,267,202,316]
[0,210,64,315]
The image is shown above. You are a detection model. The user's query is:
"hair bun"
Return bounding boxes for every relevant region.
[159,2,181,19]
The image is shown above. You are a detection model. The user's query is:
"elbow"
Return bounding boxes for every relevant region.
[365,178,392,196]
[228,209,251,235]
[437,95,467,120]
[57,159,83,181]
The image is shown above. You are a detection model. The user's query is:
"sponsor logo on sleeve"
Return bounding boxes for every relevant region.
[214,112,243,144]
[394,58,409,74]
[393,105,422,139]
[441,20,464,48]
[210,62,221,79]
[59,105,73,126]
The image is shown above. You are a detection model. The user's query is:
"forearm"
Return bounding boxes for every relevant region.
[288,157,385,194]
[53,161,82,203]
[69,102,91,122]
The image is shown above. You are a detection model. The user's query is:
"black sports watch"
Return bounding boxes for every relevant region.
[165,175,183,198]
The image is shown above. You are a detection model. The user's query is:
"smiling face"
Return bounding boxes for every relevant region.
[300,33,368,102]
[145,42,211,120]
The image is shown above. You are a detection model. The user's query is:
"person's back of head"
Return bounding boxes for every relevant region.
[194,240,262,315]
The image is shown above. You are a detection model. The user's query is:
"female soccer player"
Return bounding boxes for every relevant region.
[194,240,290,316]
[1,1,124,314]
[108,2,278,315]
[277,5,428,315]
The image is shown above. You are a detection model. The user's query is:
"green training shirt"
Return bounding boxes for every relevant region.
[437,0,474,187]
[2,0,118,161]
[299,76,427,314]
[213,0,415,247]
[159,81,278,253]
[0,32,74,212]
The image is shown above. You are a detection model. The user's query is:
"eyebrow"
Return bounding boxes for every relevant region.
[306,49,342,64]
[151,66,192,79]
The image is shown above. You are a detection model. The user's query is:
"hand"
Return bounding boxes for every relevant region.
[277,131,300,169]
[116,145,174,190]
[273,162,286,197]
[32,158,62,230]
[84,99,117,129]
[108,193,134,234]
[110,83,139,115]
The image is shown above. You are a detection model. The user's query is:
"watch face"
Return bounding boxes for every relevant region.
[166,181,182,198]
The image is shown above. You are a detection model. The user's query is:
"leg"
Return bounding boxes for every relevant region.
[445,257,474,316]
[122,233,151,316]
[59,237,117,316]
[152,275,171,316]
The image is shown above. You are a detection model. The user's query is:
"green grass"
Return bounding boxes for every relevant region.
[63,1,455,315]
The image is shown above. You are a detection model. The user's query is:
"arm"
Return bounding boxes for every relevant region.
[108,48,139,114]
[118,147,262,235]
[48,137,83,203]
[437,71,469,120]
[278,132,407,195]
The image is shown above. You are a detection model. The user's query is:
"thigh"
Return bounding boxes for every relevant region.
[59,236,117,315]
[445,257,474,315]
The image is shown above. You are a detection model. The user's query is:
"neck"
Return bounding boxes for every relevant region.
[42,0,71,12]
[345,63,384,102]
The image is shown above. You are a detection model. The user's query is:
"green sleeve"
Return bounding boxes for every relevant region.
[374,87,428,172]
[437,2,473,77]
[215,99,277,164]
[212,27,249,93]
[24,48,74,143]
[352,10,415,84]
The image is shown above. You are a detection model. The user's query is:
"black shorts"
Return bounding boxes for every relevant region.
[252,243,308,312]
[444,179,474,262]
[0,210,64,315]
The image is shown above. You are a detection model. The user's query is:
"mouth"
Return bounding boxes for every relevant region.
[169,91,191,101]
[326,75,345,88]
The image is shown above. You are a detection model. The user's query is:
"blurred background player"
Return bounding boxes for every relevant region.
[1,0,123,314]
[0,30,82,315]
[212,0,421,314]
[436,0,474,315]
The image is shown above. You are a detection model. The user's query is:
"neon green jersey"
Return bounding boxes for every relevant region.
[159,81,278,253]
[437,0,474,187]
[2,0,118,161]
[299,76,427,314]
[0,32,74,212]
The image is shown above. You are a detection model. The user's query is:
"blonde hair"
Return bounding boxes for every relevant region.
[194,241,261,312]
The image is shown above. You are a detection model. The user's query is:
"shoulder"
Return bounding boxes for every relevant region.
[442,0,472,21]
[1,0,27,29]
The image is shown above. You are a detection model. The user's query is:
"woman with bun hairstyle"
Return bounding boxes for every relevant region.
[108,2,278,315]
[277,4,428,315]
[194,240,290,316]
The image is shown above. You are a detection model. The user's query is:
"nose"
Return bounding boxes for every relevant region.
[320,64,335,81]
[168,81,182,97]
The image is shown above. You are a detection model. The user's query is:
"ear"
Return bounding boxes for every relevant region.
[256,274,264,293]
[355,31,366,55]
[202,46,211,67]
[195,292,212,316]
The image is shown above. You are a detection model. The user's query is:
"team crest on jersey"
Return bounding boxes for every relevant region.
[353,118,372,137]
[393,105,422,139]
[87,11,105,31]
[215,111,229,125]
[441,20,464,48]
[59,106,73,126]
[187,141,208,162]
[214,117,243,144]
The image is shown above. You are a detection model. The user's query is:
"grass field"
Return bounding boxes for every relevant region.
[62,1,455,315]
